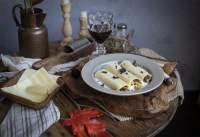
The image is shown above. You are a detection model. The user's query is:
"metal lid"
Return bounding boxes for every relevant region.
[117,23,127,30]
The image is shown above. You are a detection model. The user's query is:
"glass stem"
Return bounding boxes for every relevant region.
[96,43,106,55]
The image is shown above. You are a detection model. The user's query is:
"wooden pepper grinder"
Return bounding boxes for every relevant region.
[79,11,90,38]
[61,0,73,45]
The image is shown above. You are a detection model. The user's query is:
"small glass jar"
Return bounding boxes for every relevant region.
[116,23,128,39]
[113,23,128,52]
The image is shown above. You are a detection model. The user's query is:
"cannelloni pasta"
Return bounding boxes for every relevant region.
[120,60,152,82]
[95,69,128,91]
[105,62,142,89]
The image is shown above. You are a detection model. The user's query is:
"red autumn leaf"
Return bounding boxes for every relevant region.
[63,108,112,137]
[84,119,112,137]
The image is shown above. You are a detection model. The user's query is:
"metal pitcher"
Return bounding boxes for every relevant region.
[12,4,49,58]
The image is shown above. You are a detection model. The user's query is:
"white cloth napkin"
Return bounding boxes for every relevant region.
[1,54,40,72]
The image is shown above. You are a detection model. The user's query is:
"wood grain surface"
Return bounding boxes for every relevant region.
[0,87,178,137]
[40,90,178,137]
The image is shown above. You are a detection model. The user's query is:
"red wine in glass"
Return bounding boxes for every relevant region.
[89,30,112,44]
[89,24,112,44]
[88,11,113,56]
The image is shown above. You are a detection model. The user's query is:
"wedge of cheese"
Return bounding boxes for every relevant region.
[1,68,59,103]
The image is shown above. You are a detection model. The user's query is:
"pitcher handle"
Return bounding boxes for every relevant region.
[12,4,23,27]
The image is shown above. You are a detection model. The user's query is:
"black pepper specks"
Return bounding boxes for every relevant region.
[132,60,137,66]
[101,71,107,74]
[112,76,119,79]
[119,68,126,74]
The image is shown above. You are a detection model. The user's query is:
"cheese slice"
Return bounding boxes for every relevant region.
[19,69,59,85]
[17,68,59,94]
[18,69,36,82]
[26,85,48,96]
[1,68,59,103]
[1,84,47,103]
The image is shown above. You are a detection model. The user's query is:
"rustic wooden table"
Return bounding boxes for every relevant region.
[0,42,180,137]
[40,92,179,137]
[0,91,179,137]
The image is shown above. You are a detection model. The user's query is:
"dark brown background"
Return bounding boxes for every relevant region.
[0,0,200,90]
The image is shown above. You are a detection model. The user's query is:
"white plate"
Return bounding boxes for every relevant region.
[81,53,164,96]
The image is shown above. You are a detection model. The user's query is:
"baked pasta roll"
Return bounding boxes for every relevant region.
[120,60,152,82]
[105,62,142,89]
[95,69,128,91]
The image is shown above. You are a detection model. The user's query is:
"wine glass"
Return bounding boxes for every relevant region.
[88,11,113,57]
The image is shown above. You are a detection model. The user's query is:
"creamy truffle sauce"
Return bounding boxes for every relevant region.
[94,77,148,91]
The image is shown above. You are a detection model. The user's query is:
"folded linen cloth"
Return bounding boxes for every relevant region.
[136,48,184,103]
[168,70,184,104]
[1,54,40,72]
[0,101,60,137]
